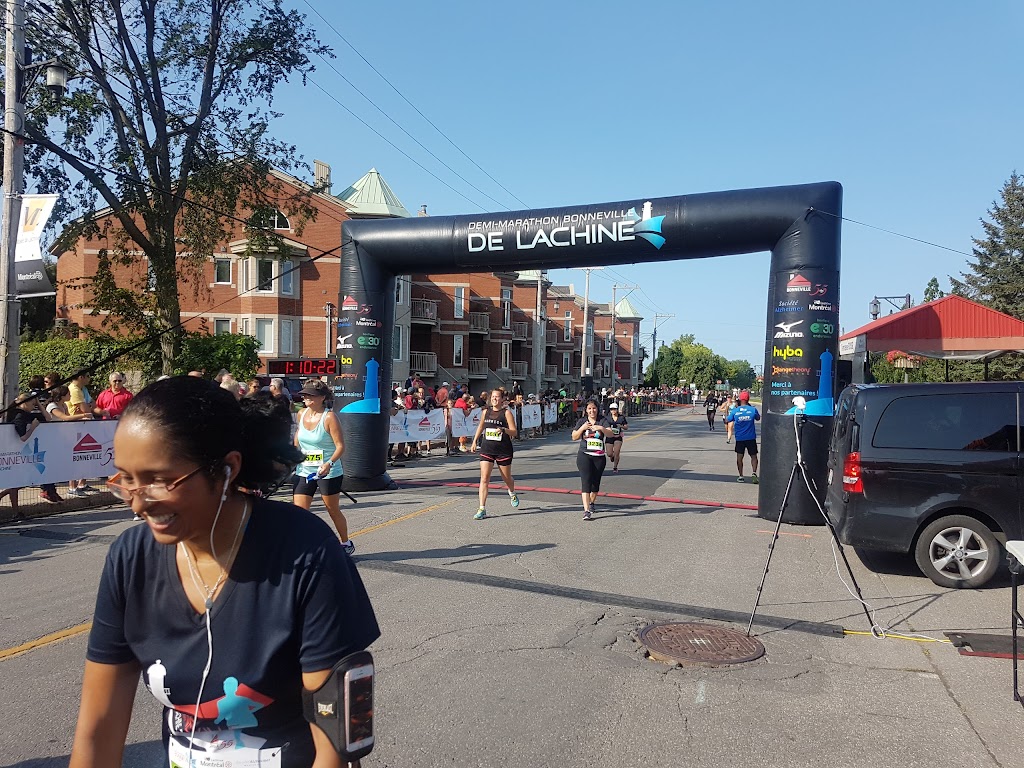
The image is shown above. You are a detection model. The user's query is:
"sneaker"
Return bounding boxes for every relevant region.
[40,490,62,503]
[583,510,592,521]
[737,476,745,483]
[341,540,355,555]
[473,507,487,520]
[508,491,520,508]
[726,438,732,444]
[132,514,143,521]
[590,501,597,514]
[751,473,759,484]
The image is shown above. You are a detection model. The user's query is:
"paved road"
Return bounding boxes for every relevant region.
[2,406,1022,767]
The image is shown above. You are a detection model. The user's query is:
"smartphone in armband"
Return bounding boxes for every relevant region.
[345,661,375,754]
[303,650,375,761]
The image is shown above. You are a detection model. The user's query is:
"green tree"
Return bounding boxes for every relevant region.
[645,334,693,386]
[951,172,1024,318]
[923,277,945,303]
[724,359,755,390]
[19,0,330,373]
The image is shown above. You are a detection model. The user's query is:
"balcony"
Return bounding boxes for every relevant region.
[544,365,558,381]
[512,321,529,341]
[469,312,490,334]
[510,361,528,380]
[410,351,437,375]
[411,298,439,325]
[545,329,558,345]
[468,358,489,379]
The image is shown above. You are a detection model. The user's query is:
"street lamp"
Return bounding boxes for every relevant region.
[869,294,912,320]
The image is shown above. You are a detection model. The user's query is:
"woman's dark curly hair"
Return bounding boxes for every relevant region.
[120,376,303,494]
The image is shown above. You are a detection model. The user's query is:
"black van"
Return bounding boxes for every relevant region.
[824,382,1021,588]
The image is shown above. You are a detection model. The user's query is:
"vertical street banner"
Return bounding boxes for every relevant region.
[16,194,57,296]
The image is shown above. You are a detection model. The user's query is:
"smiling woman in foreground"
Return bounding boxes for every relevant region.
[68,376,379,768]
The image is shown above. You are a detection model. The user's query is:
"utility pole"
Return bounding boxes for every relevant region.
[1,0,26,409]
[534,271,544,397]
[609,283,638,391]
[576,267,603,389]
[651,312,675,365]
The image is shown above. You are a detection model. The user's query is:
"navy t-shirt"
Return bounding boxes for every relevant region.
[87,497,380,766]
[575,417,610,455]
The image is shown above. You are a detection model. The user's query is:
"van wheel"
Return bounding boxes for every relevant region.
[914,515,1000,588]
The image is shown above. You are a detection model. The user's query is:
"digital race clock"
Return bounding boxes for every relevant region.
[267,358,339,376]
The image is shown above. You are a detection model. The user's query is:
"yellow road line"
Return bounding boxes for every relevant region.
[0,621,92,661]
[349,500,452,538]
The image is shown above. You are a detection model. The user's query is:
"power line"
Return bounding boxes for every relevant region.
[812,208,974,258]
[301,0,529,210]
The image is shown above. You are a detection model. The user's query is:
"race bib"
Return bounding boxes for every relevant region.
[168,733,282,768]
[301,450,324,469]
[485,427,502,441]
[586,437,605,454]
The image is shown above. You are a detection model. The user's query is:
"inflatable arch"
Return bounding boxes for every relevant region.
[336,182,842,524]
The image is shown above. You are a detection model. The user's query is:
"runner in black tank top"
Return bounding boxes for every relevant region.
[469,389,520,520]
[572,399,614,520]
[604,401,628,472]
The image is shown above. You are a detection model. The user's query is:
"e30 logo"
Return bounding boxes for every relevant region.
[357,335,380,347]
[810,322,834,334]
[772,345,804,359]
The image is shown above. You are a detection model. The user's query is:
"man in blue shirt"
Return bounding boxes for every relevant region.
[725,390,760,483]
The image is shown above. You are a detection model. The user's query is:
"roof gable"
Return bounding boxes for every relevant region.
[336,168,410,218]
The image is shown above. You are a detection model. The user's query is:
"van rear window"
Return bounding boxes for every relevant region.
[872,393,1017,452]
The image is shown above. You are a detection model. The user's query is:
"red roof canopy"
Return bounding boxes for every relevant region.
[840,295,1024,359]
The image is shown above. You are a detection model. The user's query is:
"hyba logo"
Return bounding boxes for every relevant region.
[772,345,804,359]
[339,355,353,365]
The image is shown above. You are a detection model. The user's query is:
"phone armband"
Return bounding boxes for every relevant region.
[302,650,375,761]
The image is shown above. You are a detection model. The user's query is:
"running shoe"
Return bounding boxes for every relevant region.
[508,491,520,508]
[40,490,62,503]
[590,501,597,514]
[583,509,592,521]
[474,507,487,520]
[726,438,732,444]
[737,476,745,483]
[341,540,356,555]
[751,473,759,484]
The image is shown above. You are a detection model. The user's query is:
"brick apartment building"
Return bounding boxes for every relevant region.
[53,163,643,392]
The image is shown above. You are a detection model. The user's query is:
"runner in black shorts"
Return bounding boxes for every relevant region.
[572,399,614,520]
[725,391,761,482]
[704,393,719,431]
[605,402,628,472]
[470,389,520,519]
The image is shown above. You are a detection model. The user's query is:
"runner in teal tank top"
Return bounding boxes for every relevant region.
[291,380,353,554]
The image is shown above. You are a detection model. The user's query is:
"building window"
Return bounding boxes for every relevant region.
[214,258,231,284]
[586,323,594,349]
[453,334,464,367]
[454,287,465,319]
[395,277,405,305]
[632,361,638,380]
[280,259,294,296]
[256,259,274,292]
[255,319,273,353]
[631,333,638,355]
[280,319,293,355]
[501,288,512,329]
[586,355,593,374]
[250,208,291,231]
[603,359,610,378]
[393,325,404,361]
[240,318,249,336]
[604,332,612,351]
[562,352,571,374]
[501,342,511,370]
[214,318,231,335]
[564,310,572,341]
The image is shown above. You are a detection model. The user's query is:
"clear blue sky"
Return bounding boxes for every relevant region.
[270,0,1023,369]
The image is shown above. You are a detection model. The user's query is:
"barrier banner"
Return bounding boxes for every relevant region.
[389,409,446,443]
[450,407,482,439]
[520,404,541,429]
[0,421,118,486]
[544,404,558,424]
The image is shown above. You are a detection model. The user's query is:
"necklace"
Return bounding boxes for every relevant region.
[180,499,248,611]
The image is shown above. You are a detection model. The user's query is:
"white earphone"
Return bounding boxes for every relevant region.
[221,465,231,501]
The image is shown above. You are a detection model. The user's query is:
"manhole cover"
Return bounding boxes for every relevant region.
[639,622,765,666]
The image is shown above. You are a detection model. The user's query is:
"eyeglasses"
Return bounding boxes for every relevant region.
[106,464,208,503]
[300,393,324,400]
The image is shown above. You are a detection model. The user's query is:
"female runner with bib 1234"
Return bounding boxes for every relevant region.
[469,389,520,520]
